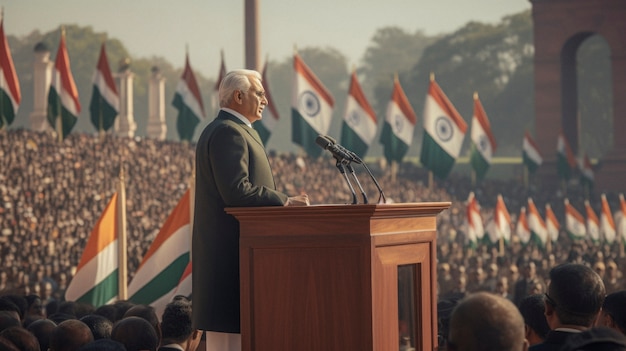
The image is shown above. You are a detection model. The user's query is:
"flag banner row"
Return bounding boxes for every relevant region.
[464,193,626,249]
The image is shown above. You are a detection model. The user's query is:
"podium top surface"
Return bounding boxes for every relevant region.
[226,202,451,220]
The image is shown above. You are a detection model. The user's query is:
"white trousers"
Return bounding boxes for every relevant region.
[204,331,241,351]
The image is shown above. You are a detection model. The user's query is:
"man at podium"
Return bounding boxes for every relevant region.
[192,69,309,351]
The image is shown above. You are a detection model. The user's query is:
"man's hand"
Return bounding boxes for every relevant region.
[285,194,310,206]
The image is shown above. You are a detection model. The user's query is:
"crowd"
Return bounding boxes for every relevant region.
[1,128,626,350]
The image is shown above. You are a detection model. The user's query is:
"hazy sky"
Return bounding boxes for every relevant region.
[5,0,531,77]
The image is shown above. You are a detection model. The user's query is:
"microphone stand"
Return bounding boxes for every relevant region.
[335,158,358,205]
[348,153,387,204]
[345,162,368,204]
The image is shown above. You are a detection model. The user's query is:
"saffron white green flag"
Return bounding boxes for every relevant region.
[341,71,377,158]
[172,261,192,299]
[172,54,205,142]
[545,204,560,243]
[516,207,531,245]
[469,94,496,180]
[89,42,119,132]
[579,154,594,190]
[210,50,227,114]
[420,78,467,179]
[600,194,616,244]
[585,200,601,244]
[527,198,548,248]
[619,194,626,246]
[254,60,280,146]
[128,189,192,317]
[65,192,119,306]
[380,75,416,163]
[486,194,512,245]
[522,131,542,174]
[465,192,484,248]
[47,29,81,140]
[557,132,577,181]
[0,17,21,128]
[564,199,586,240]
[291,53,334,158]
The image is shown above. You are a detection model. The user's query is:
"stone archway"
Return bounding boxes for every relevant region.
[531,0,626,191]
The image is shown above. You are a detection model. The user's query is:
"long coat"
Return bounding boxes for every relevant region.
[191,110,288,333]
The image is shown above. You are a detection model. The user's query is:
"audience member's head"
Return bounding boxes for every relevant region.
[76,339,126,351]
[0,312,20,334]
[93,305,117,324]
[26,319,56,351]
[449,292,527,351]
[437,296,461,348]
[160,299,201,350]
[122,305,160,342]
[0,326,40,351]
[49,319,94,351]
[0,300,21,325]
[111,316,159,351]
[597,290,626,335]
[561,327,626,351]
[111,301,134,323]
[24,296,43,319]
[79,314,113,340]
[544,263,605,329]
[47,313,75,325]
[1,296,27,323]
[518,294,550,346]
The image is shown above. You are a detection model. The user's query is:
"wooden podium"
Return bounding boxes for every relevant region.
[227,202,450,351]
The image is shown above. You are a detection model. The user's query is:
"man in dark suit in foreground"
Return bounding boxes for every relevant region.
[529,263,606,351]
[192,69,309,351]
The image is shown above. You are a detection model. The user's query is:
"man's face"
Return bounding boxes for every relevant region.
[238,76,268,123]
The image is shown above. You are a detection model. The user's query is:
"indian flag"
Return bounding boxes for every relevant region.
[516,206,531,245]
[465,192,484,248]
[89,42,119,133]
[619,194,626,246]
[522,131,542,174]
[527,198,548,248]
[600,194,616,244]
[380,75,416,163]
[254,60,280,145]
[172,261,192,299]
[65,192,119,306]
[420,77,467,179]
[128,189,192,317]
[341,71,377,158]
[489,194,512,245]
[0,16,21,128]
[210,50,227,113]
[47,29,81,140]
[545,204,560,243]
[585,200,601,244]
[557,132,577,181]
[172,53,205,142]
[291,53,334,158]
[469,93,496,180]
[579,154,594,190]
[564,198,586,240]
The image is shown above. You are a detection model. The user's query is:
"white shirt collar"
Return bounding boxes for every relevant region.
[161,344,185,350]
[221,108,252,128]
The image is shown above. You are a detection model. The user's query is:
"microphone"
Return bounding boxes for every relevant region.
[314,135,359,163]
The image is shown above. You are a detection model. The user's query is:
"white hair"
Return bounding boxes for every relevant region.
[218,69,262,107]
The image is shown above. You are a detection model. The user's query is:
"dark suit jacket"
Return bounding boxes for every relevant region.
[528,330,579,351]
[191,110,288,333]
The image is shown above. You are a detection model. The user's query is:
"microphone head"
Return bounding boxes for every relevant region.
[325,135,338,144]
[315,135,332,149]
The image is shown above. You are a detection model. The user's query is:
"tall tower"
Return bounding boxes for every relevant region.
[245,0,259,70]
[29,42,52,132]
[146,66,167,140]
[114,58,137,138]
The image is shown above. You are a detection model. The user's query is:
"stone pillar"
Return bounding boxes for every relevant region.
[29,43,52,132]
[114,59,137,138]
[146,66,167,140]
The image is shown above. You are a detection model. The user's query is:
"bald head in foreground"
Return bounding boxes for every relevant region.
[449,292,528,351]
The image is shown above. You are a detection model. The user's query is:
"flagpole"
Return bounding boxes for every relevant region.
[117,159,128,301]
[189,161,196,261]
